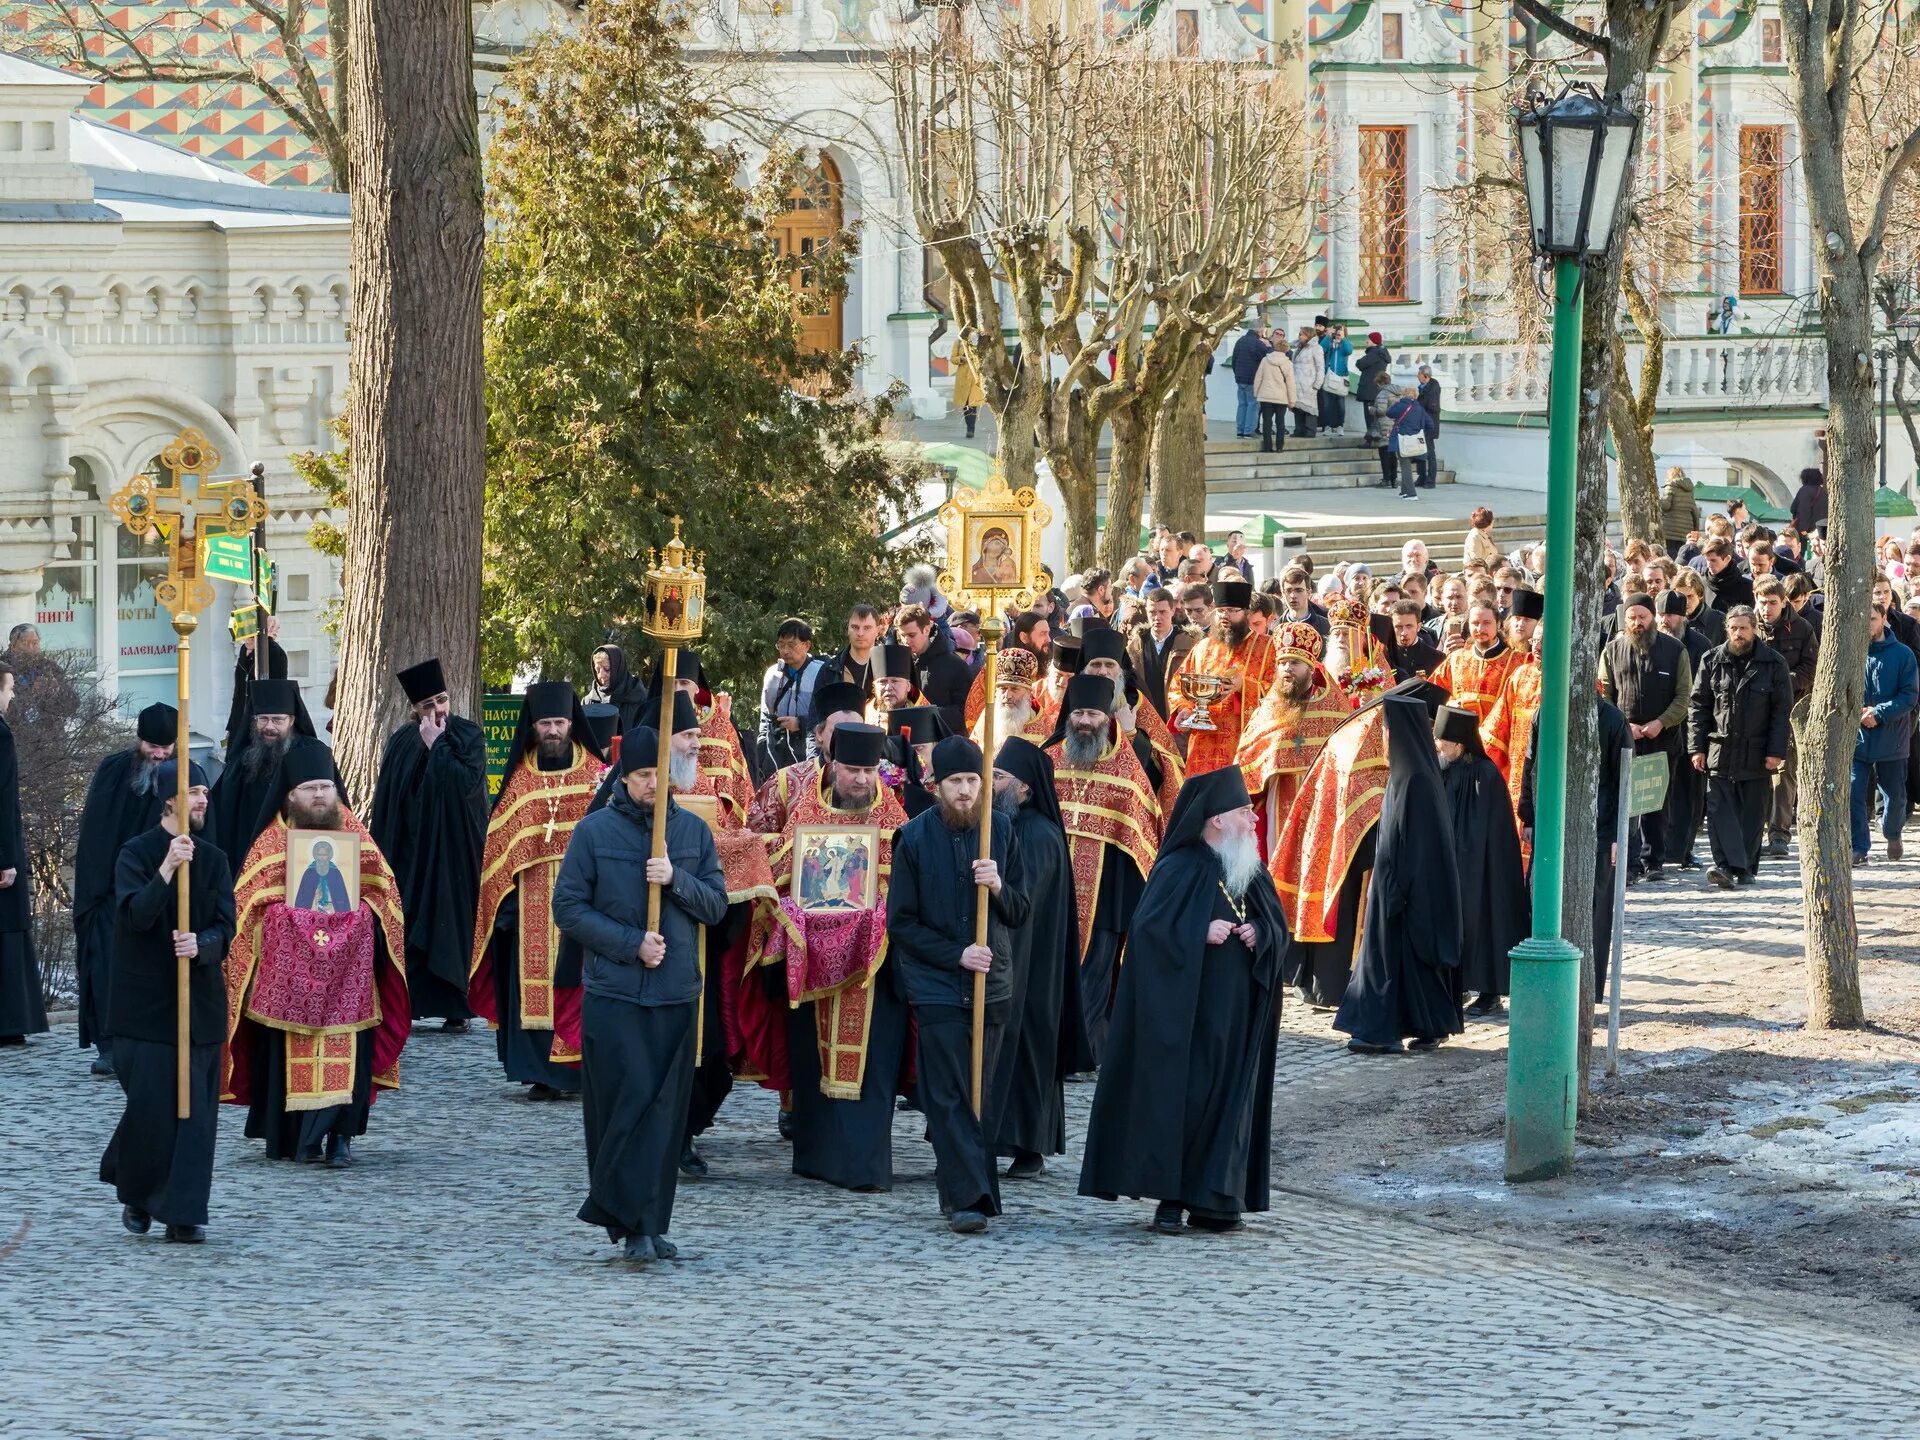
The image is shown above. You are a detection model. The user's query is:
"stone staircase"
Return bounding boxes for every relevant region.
[1188,432,1456,495]
[1270,513,1549,575]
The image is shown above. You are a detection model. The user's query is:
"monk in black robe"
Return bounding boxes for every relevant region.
[207,677,329,860]
[1336,694,1464,1054]
[1434,704,1529,1017]
[887,735,1029,1233]
[99,762,234,1243]
[0,664,46,1046]
[1079,765,1287,1234]
[222,624,288,757]
[72,702,176,1073]
[369,658,489,1028]
[988,737,1091,1179]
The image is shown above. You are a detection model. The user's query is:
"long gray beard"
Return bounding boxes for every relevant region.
[1210,831,1263,900]
[994,700,1032,735]
[669,750,700,792]
[240,731,290,782]
[1062,729,1105,768]
[1437,752,1455,770]
[129,756,161,795]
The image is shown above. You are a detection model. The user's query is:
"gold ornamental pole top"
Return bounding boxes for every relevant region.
[641,515,708,645]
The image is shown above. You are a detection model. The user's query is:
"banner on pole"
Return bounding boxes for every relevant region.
[483,693,522,796]
[1628,753,1670,817]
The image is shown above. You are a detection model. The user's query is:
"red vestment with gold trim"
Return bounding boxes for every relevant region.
[1045,731,1162,959]
[1432,644,1523,721]
[1170,631,1278,775]
[1272,705,1390,943]
[221,811,411,1111]
[741,773,907,1098]
[1236,679,1353,858]
[466,745,605,1068]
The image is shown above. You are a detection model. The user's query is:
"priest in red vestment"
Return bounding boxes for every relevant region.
[1169,576,1277,776]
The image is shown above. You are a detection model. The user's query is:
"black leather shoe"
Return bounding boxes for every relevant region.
[948,1209,989,1235]
[440,1019,470,1034]
[1768,839,1790,858]
[91,1046,115,1077]
[324,1135,354,1169]
[622,1234,657,1263]
[1152,1201,1184,1234]
[164,1224,206,1244]
[777,1109,794,1142]
[121,1204,151,1235]
[650,1234,680,1260]
[679,1143,709,1178]
[1188,1208,1242,1233]
[527,1082,572,1102]
[1005,1151,1045,1180]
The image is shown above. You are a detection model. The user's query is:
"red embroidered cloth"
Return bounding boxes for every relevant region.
[249,903,378,1033]
[764,898,888,1003]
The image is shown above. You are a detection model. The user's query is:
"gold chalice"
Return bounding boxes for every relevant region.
[1183,673,1232,732]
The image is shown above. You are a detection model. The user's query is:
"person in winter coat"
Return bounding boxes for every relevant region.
[1687,607,1791,887]
[1354,334,1391,405]
[1319,324,1354,434]
[1230,324,1272,438]
[1289,327,1325,438]
[1851,602,1919,863]
[1790,467,1829,536]
[1415,366,1442,487]
[1252,344,1297,453]
[951,341,986,440]
[1660,467,1701,559]
[1385,386,1429,500]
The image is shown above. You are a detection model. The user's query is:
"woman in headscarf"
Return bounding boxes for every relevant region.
[586,643,648,736]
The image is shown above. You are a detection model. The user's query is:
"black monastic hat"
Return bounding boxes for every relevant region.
[888,705,942,746]
[1661,591,1689,617]
[397,659,447,704]
[876,643,915,680]
[641,690,701,735]
[137,702,178,745]
[249,678,300,716]
[280,740,337,790]
[582,704,619,754]
[153,759,210,791]
[1160,765,1254,853]
[1063,673,1116,715]
[811,681,867,730]
[1510,588,1545,620]
[1050,637,1082,675]
[1434,704,1481,748]
[931,735,982,781]
[829,723,888,769]
[526,680,574,721]
[1214,576,1254,609]
[1623,592,1657,615]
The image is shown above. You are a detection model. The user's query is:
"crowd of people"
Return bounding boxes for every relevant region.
[3,463,1909,1265]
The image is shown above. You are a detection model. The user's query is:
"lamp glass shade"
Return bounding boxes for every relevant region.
[1896,314,1920,349]
[1515,85,1641,259]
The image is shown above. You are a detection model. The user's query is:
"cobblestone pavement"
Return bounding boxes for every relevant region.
[6,1000,1918,1440]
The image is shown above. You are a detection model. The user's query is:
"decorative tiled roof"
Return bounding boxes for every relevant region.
[0,2,335,189]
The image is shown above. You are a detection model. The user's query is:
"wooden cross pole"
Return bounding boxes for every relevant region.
[108,429,267,1118]
[639,519,707,935]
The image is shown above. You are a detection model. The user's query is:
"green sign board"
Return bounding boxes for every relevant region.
[1628,753,1670,817]
[482,693,523,796]
[203,533,253,583]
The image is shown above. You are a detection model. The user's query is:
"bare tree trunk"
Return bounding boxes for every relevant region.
[1608,347,1662,549]
[334,0,485,806]
[1151,351,1211,536]
[1101,408,1150,576]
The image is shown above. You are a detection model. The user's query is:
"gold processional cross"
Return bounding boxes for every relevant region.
[107,427,268,1119]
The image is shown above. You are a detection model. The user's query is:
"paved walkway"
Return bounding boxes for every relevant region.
[5,988,1917,1436]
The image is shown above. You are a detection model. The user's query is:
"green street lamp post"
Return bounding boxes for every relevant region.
[1505,84,1641,1183]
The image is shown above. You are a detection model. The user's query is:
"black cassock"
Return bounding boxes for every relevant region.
[1335,696,1463,1048]
[71,748,167,1051]
[0,714,46,1040]
[99,826,235,1227]
[1079,840,1287,1217]
[1444,750,1529,999]
[369,715,489,1021]
[989,764,1092,1159]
